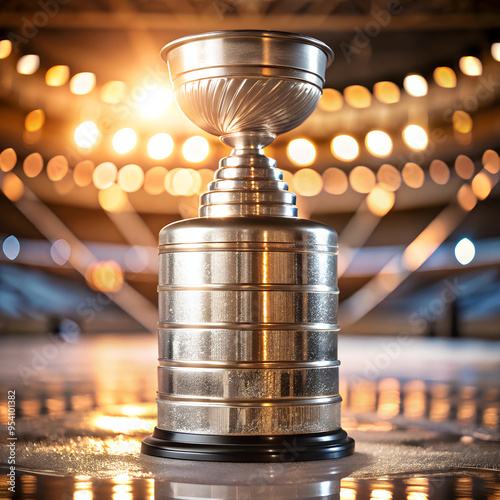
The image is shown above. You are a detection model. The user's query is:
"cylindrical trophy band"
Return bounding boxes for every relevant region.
[156,397,342,435]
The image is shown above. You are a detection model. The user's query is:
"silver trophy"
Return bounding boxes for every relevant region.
[142,30,354,461]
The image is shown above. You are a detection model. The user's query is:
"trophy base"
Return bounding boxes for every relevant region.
[141,428,354,462]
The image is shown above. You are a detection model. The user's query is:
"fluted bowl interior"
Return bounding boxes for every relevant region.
[161,30,333,137]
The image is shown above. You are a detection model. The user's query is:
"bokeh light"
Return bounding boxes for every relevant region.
[293,169,323,197]
[98,184,127,212]
[23,152,44,178]
[349,166,376,193]
[1,173,24,201]
[344,85,371,108]
[403,125,428,150]
[93,162,117,189]
[365,130,392,157]
[457,184,477,211]
[70,72,96,95]
[366,185,396,216]
[47,155,68,181]
[373,81,400,104]
[0,148,17,172]
[454,155,475,179]
[45,65,70,86]
[459,56,482,76]
[73,160,95,187]
[433,67,457,88]
[88,261,124,292]
[50,239,71,266]
[404,74,428,97]
[144,166,168,195]
[113,128,137,154]
[492,43,500,62]
[287,138,316,166]
[0,40,12,59]
[452,111,473,134]
[482,149,500,174]
[172,169,202,196]
[100,81,127,104]
[429,159,450,185]
[124,246,149,273]
[25,109,45,132]
[402,162,425,188]
[75,121,99,148]
[471,172,492,200]
[454,238,475,265]
[331,135,359,161]
[117,164,144,193]
[148,133,174,160]
[2,235,20,260]
[138,86,173,118]
[183,136,209,163]
[323,167,348,195]
[377,164,401,191]
[53,174,75,196]
[318,88,343,111]
[16,54,39,75]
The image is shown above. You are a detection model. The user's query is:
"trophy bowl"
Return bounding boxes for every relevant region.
[161,30,334,140]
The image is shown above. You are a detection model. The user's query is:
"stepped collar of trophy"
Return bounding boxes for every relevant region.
[142,30,354,462]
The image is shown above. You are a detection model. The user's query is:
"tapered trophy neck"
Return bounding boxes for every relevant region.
[199,132,297,218]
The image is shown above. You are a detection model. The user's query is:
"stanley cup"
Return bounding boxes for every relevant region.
[141,30,354,461]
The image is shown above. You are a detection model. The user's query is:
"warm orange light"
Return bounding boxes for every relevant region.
[287,138,316,166]
[144,166,168,195]
[93,162,117,189]
[331,135,359,161]
[454,155,475,179]
[23,152,44,178]
[377,164,401,191]
[100,80,127,104]
[98,184,127,212]
[471,172,492,200]
[182,136,209,163]
[349,166,376,194]
[0,148,17,172]
[402,162,424,188]
[433,67,457,88]
[45,65,70,86]
[373,81,400,104]
[452,111,473,133]
[429,159,450,185]
[25,109,45,132]
[75,121,99,149]
[293,169,323,196]
[70,72,96,95]
[17,54,39,75]
[47,155,68,181]
[344,85,371,108]
[404,74,428,97]
[457,184,477,211]
[365,130,392,157]
[1,173,24,201]
[172,169,202,196]
[403,125,428,150]
[318,88,343,111]
[117,164,144,193]
[88,260,124,292]
[113,128,136,154]
[0,40,12,59]
[482,149,500,174]
[148,133,174,160]
[73,160,95,187]
[459,56,482,76]
[366,185,395,216]
[323,167,348,195]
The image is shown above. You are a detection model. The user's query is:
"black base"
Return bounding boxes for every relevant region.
[141,427,354,462]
